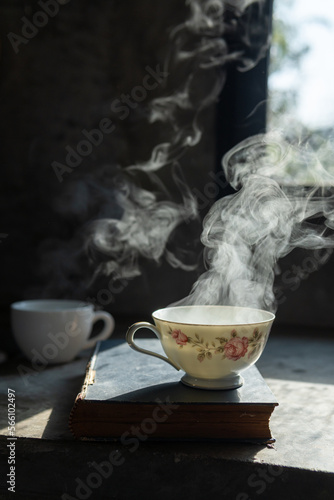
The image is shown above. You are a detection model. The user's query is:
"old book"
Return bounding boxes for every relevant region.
[69,339,278,443]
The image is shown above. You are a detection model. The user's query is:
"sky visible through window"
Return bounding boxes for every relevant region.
[269,0,334,130]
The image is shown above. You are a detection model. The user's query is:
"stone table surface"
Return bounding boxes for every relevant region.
[0,323,334,499]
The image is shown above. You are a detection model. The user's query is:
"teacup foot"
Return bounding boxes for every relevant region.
[181,373,243,390]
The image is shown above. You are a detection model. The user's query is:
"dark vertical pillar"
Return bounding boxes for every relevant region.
[215,0,274,198]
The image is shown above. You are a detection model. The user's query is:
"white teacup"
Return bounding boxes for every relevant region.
[11,299,114,364]
[126,305,275,390]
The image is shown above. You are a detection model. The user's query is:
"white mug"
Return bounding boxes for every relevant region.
[11,299,114,364]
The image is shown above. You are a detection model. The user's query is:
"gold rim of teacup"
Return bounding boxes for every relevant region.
[152,305,275,327]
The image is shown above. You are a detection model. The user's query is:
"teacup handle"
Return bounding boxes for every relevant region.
[126,322,180,371]
[84,311,115,349]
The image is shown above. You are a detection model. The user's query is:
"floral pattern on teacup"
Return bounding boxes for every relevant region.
[170,329,188,346]
[168,327,265,363]
[223,335,248,361]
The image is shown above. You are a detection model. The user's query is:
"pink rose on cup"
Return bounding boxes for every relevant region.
[171,329,188,346]
[224,336,248,361]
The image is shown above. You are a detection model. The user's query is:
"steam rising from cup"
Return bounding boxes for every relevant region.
[176,132,334,312]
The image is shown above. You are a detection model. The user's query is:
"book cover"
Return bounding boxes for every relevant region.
[69,339,278,443]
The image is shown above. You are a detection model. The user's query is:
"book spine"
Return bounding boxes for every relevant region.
[68,348,99,438]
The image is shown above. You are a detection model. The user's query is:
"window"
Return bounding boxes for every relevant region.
[266,0,334,327]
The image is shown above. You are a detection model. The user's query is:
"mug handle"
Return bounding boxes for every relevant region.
[83,311,115,349]
[126,322,180,371]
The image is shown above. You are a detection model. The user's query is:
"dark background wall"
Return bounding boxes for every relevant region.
[1,0,334,354]
[0,0,216,353]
